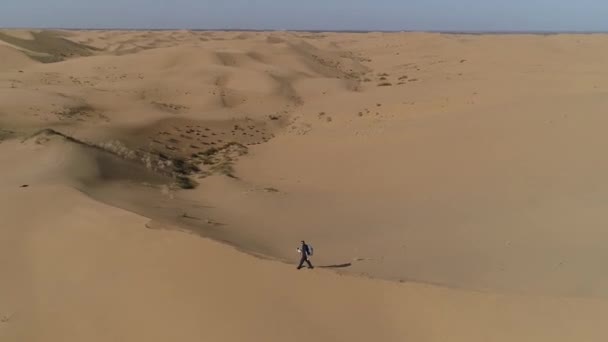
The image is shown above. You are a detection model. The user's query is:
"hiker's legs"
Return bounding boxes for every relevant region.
[297,257,313,269]
[297,257,306,269]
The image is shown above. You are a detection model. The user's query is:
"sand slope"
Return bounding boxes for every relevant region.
[2,30,608,340]
[1,139,607,342]
[0,45,34,72]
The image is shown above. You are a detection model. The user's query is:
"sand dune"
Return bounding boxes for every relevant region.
[1,138,608,342]
[0,45,34,72]
[2,29,608,341]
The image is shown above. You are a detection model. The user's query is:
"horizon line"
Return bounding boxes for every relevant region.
[3,27,608,35]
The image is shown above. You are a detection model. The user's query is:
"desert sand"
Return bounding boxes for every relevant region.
[2,29,608,341]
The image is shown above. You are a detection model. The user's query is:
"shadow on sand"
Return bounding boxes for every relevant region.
[319,263,352,269]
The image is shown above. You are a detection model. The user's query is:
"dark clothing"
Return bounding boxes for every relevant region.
[298,256,313,269]
[297,243,313,269]
[301,244,311,258]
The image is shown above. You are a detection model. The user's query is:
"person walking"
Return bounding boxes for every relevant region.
[297,240,314,269]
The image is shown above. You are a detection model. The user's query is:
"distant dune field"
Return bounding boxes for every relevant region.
[2,29,608,341]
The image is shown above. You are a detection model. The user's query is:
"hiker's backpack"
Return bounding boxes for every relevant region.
[308,245,314,256]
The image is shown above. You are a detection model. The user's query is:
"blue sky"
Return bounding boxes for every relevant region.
[3,0,608,31]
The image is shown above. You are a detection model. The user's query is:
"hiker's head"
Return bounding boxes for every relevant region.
[301,240,305,244]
